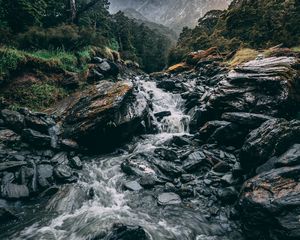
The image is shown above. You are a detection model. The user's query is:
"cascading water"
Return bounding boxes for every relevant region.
[4,78,235,240]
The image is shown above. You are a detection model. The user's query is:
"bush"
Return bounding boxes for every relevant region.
[0,47,25,79]
[17,24,97,51]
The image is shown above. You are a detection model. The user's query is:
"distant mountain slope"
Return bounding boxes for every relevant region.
[122,8,178,43]
[109,0,231,33]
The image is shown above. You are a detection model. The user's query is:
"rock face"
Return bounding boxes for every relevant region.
[63,81,150,151]
[239,165,300,240]
[197,57,300,128]
[240,119,300,170]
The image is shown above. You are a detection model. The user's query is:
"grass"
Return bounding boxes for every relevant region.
[0,48,26,79]
[228,48,259,67]
[4,83,67,111]
[291,46,300,52]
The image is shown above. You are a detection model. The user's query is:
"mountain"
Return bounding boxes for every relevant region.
[109,0,231,33]
[122,8,178,43]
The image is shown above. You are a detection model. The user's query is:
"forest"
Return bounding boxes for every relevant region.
[0,0,171,73]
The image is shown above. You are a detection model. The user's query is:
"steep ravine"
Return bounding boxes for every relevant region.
[0,49,300,240]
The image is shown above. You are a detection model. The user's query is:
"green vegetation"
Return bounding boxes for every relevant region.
[2,83,67,111]
[228,48,259,67]
[170,0,300,64]
[0,0,171,73]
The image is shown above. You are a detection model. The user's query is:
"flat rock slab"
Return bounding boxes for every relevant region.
[1,184,29,199]
[0,161,27,172]
[124,181,143,191]
[157,192,181,205]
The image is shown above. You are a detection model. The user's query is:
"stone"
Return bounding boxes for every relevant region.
[221,112,274,128]
[0,129,21,144]
[51,152,69,164]
[105,224,150,240]
[69,156,83,170]
[217,187,238,204]
[124,181,143,191]
[61,139,79,150]
[1,184,29,199]
[22,129,52,148]
[139,175,156,189]
[154,148,178,161]
[0,161,27,172]
[54,165,75,183]
[157,192,182,205]
[240,119,300,170]
[37,164,54,189]
[275,144,300,167]
[0,207,18,223]
[213,161,231,173]
[63,81,150,151]
[183,151,212,172]
[239,165,300,239]
[24,112,55,134]
[1,109,25,132]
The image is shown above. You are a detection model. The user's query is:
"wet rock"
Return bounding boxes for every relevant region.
[51,152,69,165]
[1,109,25,132]
[40,186,59,198]
[217,187,238,204]
[1,184,29,200]
[153,160,183,178]
[0,161,27,172]
[180,174,195,183]
[239,165,300,239]
[275,144,300,167]
[0,207,18,224]
[198,57,300,129]
[213,161,231,173]
[154,147,178,161]
[221,112,274,128]
[170,135,191,147]
[46,185,88,212]
[198,121,231,141]
[60,139,79,150]
[24,112,55,134]
[37,164,54,189]
[22,129,52,148]
[157,192,181,205]
[240,119,300,170]
[139,175,156,189]
[157,80,181,92]
[69,156,83,170]
[63,81,149,151]
[154,111,171,121]
[124,181,143,191]
[54,165,76,183]
[183,151,212,172]
[0,129,21,144]
[106,224,150,240]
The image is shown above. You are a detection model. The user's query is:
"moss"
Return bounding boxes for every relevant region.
[2,83,67,111]
[228,48,259,67]
[0,48,26,80]
[291,46,300,52]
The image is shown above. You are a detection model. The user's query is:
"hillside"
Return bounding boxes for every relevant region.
[169,0,300,64]
[109,0,231,33]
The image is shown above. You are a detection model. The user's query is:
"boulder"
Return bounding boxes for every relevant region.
[22,129,52,148]
[37,164,54,189]
[63,81,150,151]
[105,224,150,240]
[275,144,300,168]
[157,192,182,205]
[0,161,27,172]
[198,57,300,129]
[1,109,25,132]
[0,207,18,224]
[183,151,212,172]
[124,181,143,191]
[0,129,21,144]
[221,112,274,128]
[69,156,83,170]
[53,165,76,183]
[24,111,55,134]
[1,184,29,200]
[240,119,300,170]
[239,165,300,239]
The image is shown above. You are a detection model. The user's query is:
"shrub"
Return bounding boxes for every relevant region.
[0,47,25,79]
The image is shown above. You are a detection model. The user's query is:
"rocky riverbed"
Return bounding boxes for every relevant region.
[0,52,300,240]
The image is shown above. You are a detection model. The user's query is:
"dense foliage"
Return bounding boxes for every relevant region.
[169,0,300,64]
[0,0,171,72]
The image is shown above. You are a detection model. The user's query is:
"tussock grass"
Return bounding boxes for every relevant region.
[228,48,259,67]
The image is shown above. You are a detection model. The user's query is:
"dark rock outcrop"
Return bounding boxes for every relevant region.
[239,165,300,240]
[63,81,150,151]
[240,119,300,170]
